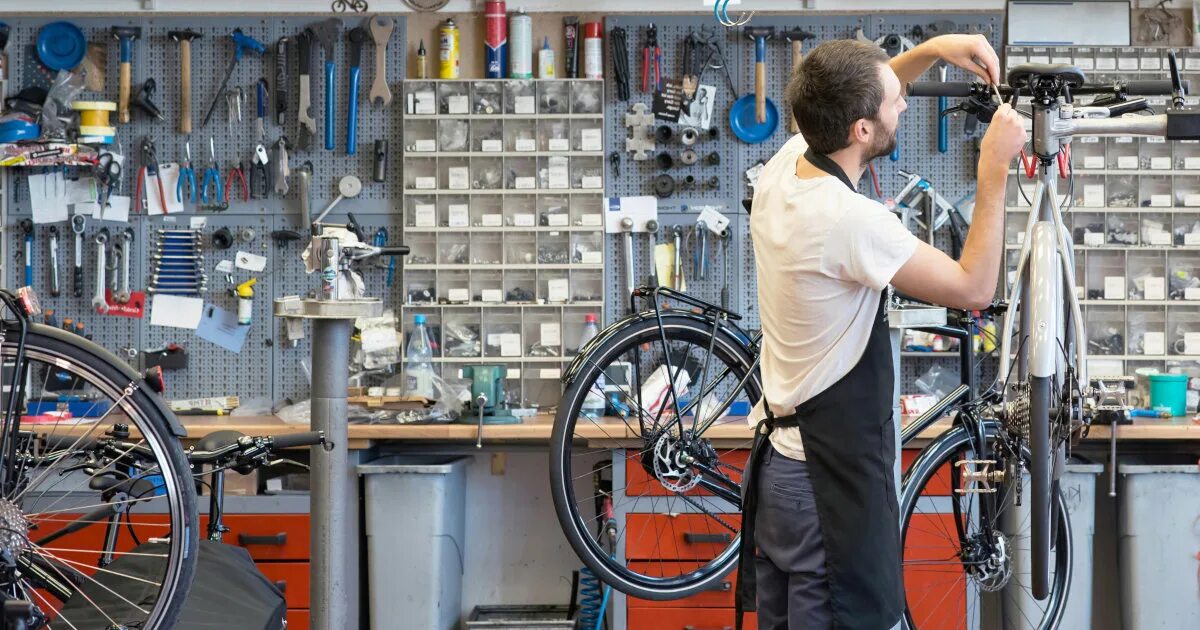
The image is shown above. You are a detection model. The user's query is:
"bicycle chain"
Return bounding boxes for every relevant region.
[675,490,741,535]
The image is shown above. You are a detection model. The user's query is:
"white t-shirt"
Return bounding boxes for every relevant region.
[748,134,919,461]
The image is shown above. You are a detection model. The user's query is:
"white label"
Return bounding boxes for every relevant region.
[540,323,562,346]
[190,216,207,229]
[414,92,435,114]
[1147,136,1166,144]
[1096,57,1117,70]
[1145,276,1166,300]
[1007,55,1027,68]
[1115,136,1134,144]
[1186,287,1200,300]
[1052,56,1072,65]
[548,138,570,151]
[500,333,522,357]
[1030,55,1051,64]
[516,138,537,152]
[216,260,234,273]
[1084,156,1105,169]
[415,204,436,226]
[414,139,436,152]
[547,278,569,302]
[514,213,536,227]
[447,94,469,115]
[538,368,562,379]
[415,176,436,189]
[1143,57,1162,70]
[1186,157,1200,170]
[448,288,469,302]
[1118,57,1139,70]
[448,167,470,190]
[1084,184,1105,207]
[581,213,602,226]
[1144,331,1166,355]
[506,368,521,379]
[1076,58,1094,70]
[581,128,603,152]
[1079,136,1100,144]
[481,289,504,303]
[1150,230,1173,245]
[1084,231,1105,246]
[515,176,536,189]
[448,204,469,227]
[581,175,603,189]
[1186,332,1200,354]
[1104,276,1126,299]
[481,139,503,152]
[515,95,536,114]
[1187,58,1200,71]
[235,251,267,272]
[1151,194,1172,207]
[482,213,503,227]
[1117,155,1139,169]
[548,213,569,226]
[1149,97,1168,107]
[1151,157,1172,170]
[548,156,570,189]
[1186,232,1200,245]
[581,250,602,264]
[1186,194,1200,207]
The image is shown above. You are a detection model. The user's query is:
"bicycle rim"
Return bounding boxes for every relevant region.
[551,315,759,600]
[0,326,197,629]
[901,424,1071,630]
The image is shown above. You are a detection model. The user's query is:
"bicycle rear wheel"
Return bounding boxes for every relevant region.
[550,313,760,601]
[1,324,198,629]
[900,422,1071,630]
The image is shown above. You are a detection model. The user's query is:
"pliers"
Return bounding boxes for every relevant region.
[176,141,197,204]
[135,137,169,214]
[225,161,248,204]
[201,136,224,207]
[641,24,662,93]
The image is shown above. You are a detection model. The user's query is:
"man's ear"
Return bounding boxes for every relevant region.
[851,119,871,144]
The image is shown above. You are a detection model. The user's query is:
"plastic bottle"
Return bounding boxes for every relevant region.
[579,313,607,417]
[509,9,533,78]
[537,36,556,79]
[406,314,436,399]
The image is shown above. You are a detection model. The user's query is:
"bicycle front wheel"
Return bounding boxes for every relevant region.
[2,324,198,629]
[550,313,760,601]
[900,422,1071,630]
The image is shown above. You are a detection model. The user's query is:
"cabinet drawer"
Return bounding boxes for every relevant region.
[256,562,309,608]
[222,514,310,560]
[626,513,741,560]
[626,562,735,608]
[627,450,749,497]
[286,609,309,630]
[628,606,756,630]
[901,449,953,495]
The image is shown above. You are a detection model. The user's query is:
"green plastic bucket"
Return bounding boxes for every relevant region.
[1148,373,1188,416]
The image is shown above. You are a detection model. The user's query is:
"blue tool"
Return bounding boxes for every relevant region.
[19,219,33,287]
[938,65,949,153]
[347,27,368,155]
[111,26,142,124]
[309,19,342,151]
[37,21,86,71]
[177,141,197,204]
[201,29,266,129]
[201,137,224,206]
[374,228,395,287]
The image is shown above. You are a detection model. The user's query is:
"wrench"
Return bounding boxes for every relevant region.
[620,217,634,306]
[367,15,394,107]
[48,226,61,297]
[274,137,290,195]
[19,218,33,287]
[72,215,86,297]
[93,230,109,313]
[697,220,708,281]
[116,229,133,304]
[672,225,683,291]
[296,29,317,150]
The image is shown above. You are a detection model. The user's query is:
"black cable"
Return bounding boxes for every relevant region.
[611,28,631,101]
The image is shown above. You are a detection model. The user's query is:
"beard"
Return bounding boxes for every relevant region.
[864,125,898,164]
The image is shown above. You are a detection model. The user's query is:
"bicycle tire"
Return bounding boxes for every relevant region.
[550,314,759,601]
[1028,374,1053,599]
[4,325,198,629]
[900,422,1071,630]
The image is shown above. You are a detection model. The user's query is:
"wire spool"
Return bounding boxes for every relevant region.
[72,101,117,142]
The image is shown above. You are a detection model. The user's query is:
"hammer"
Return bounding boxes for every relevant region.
[781,29,814,133]
[111,26,142,124]
[168,30,201,134]
[745,26,775,124]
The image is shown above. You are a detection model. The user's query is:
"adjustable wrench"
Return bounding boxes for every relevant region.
[93,229,109,313]
[115,229,133,304]
[72,215,86,298]
[48,226,61,297]
[296,29,317,150]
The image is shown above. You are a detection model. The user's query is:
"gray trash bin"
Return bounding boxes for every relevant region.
[1118,465,1200,628]
[359,455,472,630]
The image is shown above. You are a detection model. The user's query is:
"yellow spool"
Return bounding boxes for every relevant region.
[72,101,117,128]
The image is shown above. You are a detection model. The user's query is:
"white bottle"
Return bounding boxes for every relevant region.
[405,314,436,399]
[579,313,607,417]
[537,36,556,79]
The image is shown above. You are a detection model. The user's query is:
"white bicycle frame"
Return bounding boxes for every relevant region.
[999,106,1170,401]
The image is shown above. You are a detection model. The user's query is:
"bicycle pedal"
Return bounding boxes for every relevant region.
[955,459,1004,494]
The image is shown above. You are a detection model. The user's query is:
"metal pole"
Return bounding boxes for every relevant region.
[310,317,352,630]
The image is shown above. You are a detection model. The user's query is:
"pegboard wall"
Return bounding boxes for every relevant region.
[3,14,407,405]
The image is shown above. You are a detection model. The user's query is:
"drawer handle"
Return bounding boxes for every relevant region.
[683,626,731,630]
[683,532,731,544]
[238,532,287,546]
[274,580,287,593]
[699,580,732,593]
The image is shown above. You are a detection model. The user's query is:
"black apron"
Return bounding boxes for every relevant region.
[735,148,904,630]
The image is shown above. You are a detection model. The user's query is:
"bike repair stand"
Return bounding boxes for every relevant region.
[1091,377,1134,497]
[275,233,381,630]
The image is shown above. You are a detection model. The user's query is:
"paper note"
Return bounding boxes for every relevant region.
[514,213,535,227]
[29,172,69,224]
[1145,276,1166,300]
[447,167,470,190]
[605,196,659,233]
[1143,332,1165,355]
[547,213,569,226]
[1104,276,1125,300]
[482,214,503,227]
[447,94,469,114]
[1150,194,1172,207]
[516,138,537,152]
[1186,232,1200,246]
[216,260,235,274]
[1186,332,1200,355]
[190,216,207,229]
[541,323,562,347]
[413,139,436,152]
[99,195,131,223]
[548,138,570,152]
[581,176,603,189]
[538,368,562,379]
[1187,287,1200,300]
[581,128,603,152]
[515,176,536,189]
[414,204,436,226]
[481,139,503,152]
[481,289,503,303]
[448,204,469,227]
[581,213,602,226]
[414,176,436,190]
[195,304,250,353]
[1116,156,1138,170]
[500,333,522,356]
[548,156,569,189]
[235,251,267,272]
[150,295,204,329]
[66,177,97,204]
[1083,185,1104,208]
[547,278,569,302]
[448,288,469,302]
[1083,156,1105,170]
[514,95,535,114]
[1151,157,1171,170]
[1084,231,1104,247]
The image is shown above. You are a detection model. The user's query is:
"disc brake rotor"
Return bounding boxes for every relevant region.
[653,433,702,492]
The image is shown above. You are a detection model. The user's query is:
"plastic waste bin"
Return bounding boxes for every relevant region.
[1118,465,1200,628]
[359,455,472,630]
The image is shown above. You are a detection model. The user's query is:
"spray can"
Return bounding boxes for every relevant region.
[438,18,460,79]
[583,22,603,80]
[236,278,257,326]
[484,1,508,78]
[509,9,533,79]
[537,37,556,79]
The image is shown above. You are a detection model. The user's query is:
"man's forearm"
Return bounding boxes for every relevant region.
[889,42,940,87]
[957,160,1009,301]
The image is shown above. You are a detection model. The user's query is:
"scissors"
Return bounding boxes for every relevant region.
[95,152,121,208]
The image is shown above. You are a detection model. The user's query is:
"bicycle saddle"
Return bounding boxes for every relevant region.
[1006,63,1088,90]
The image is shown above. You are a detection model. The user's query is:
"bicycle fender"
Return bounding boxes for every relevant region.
[1028,221,1060,379]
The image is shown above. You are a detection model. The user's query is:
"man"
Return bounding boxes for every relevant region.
[736,36,1028,630]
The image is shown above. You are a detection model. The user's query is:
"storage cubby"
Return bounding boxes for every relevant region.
[1128,306,1167,356]
[1086,305,1126,355]
[1087,250,1127,300]
[1108,136,1139,171]
[1128,251,1167,300]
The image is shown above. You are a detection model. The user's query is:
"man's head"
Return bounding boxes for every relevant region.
[786,39,906,164]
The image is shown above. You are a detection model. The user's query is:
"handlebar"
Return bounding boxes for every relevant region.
[188,431,325,465]
[268,431,326,450]
[906,79,1189,99]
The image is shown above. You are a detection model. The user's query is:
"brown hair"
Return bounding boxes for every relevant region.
[785,39,890,154]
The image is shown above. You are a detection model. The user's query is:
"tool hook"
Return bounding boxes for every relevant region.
[714,0,753,27]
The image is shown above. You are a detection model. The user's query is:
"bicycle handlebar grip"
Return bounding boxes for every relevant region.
[271,431,324,449]
[906,81,974,97]
[1124,80,1178,95]
[378,245,411,257]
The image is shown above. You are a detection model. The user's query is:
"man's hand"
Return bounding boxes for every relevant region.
[928,34,1001,85]
[980,104,1028,167]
